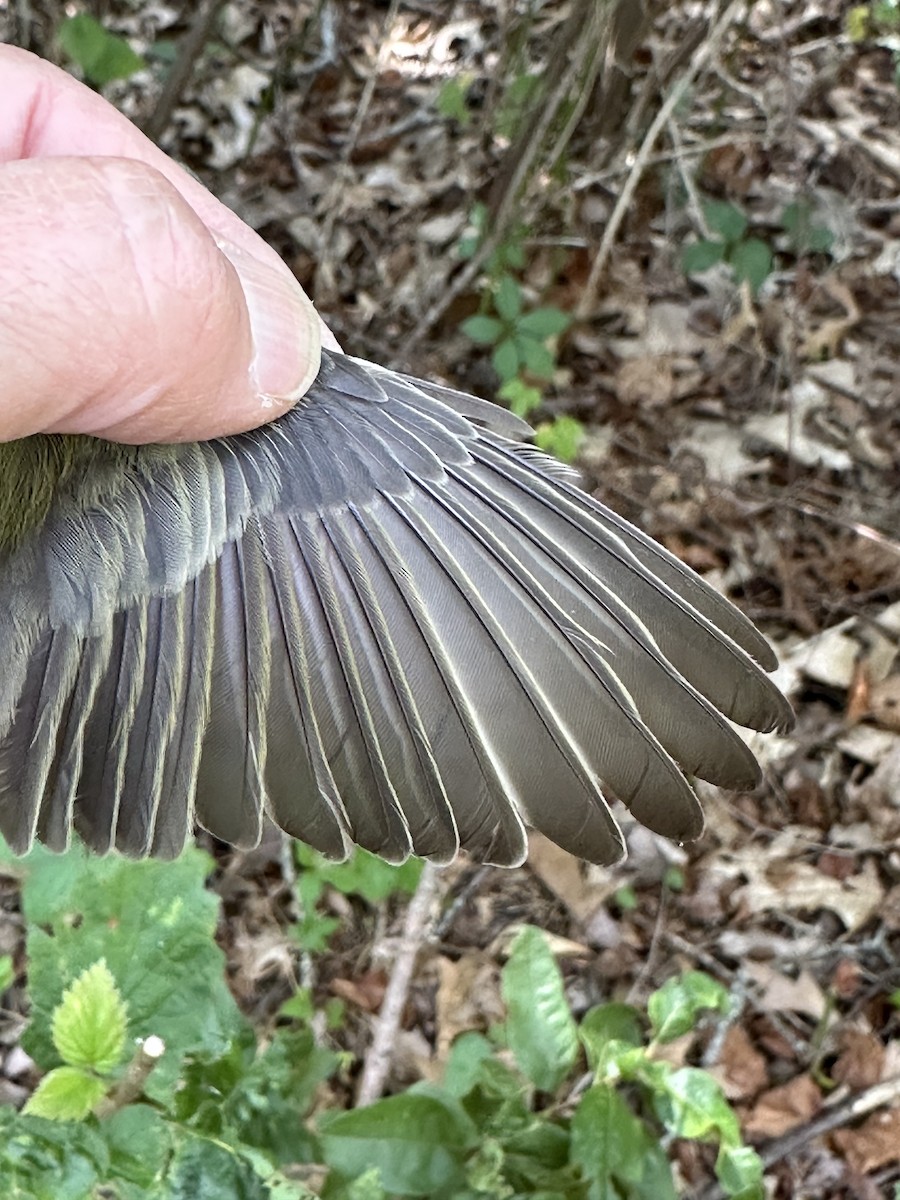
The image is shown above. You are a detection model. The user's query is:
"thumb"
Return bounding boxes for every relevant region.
[0,154,320,443]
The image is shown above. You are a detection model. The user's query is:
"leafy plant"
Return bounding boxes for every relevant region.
[292,843,422,953]
[0,838,763,1198]
[682,199,773,293]
[58,14,145,88]
[457,207,583,461]
[462,273,570,384]
[25,960,128,1121]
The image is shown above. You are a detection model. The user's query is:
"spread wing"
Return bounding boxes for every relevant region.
[0,351,792,864]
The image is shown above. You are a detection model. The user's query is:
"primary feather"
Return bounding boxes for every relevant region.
[0,351,792,865]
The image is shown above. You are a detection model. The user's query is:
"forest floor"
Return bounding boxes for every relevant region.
[4,1,900,1196]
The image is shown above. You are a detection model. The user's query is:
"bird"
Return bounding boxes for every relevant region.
[0,348,793,867]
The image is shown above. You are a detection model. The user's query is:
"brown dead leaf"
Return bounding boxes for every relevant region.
[832,1107,900,1173]
[832,1028,885,1091]
[434,952,504,1060]
[744,963,828,1022]
[616,356,676,409]
[831,958,863,1001]
[732,851,883,932]
[744,1074,822,1138]
[714,1025,768,1101]
[330,968,388,1013]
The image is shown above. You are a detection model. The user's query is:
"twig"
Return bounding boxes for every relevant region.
[315,0,402,304]
[355,862,443,1107]
[93,1036,166,1118]
[399,0,613,361]
[576,0,749,321]
[141,0,226,144]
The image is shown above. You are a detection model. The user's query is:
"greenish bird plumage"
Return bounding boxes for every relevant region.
[0,351,793,865]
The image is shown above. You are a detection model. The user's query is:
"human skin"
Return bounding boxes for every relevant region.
[0,44,336,443]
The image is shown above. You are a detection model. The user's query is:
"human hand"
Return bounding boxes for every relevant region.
[0,45,329,443]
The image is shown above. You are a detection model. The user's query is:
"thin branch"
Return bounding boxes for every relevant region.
[141,0,226,144]
[576,0,749,321]
[355,862,443,1107]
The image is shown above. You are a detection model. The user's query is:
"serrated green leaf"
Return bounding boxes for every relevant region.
[517,307,570,337]
[12,842,245,1104]
[729,237,772,292]
[649,971,729,1043]
[461,315,504,345]
[492,338,521,382]
[494,275,523,322]
[24,1066,107,1122]
[702,200,747,243]
[320,1090,475,1195]
[52,959,127,1073]
[682,239,726,275]
[502,926,578,1091]
[58,14,145,87]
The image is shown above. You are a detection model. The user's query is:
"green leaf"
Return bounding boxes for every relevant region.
[494,275,523,322]
[165,1135,270,1200]
[498,377,543,418]
[0,1108,111,1197]
[11,842,245,1104]
[442,1032,494,1097]
[649,971,728,1044]
[295,845,422,904]
[103,1104,172,1186]
[518,337,556,379]
[320,1091,475,1195]
[654,1066,741,1146]
[436,76,473,127]
[492,338,521,382]
[579,1002,644,1076]
[534,415,583,464]
[24,1066,107,1122]
[58,14,145,87]
[570,1084,677,1199]
[716,1144,765,1199]
[501,241,526,270]
[0,953,14,993]
[649,971,729,1044]
[729,238,773,292]
[702,200,747,244]
[682,239,726,275]
[461,315,504,346]
[52,959,127,1073]
[502,926,578,1091]
[517,307,571,338]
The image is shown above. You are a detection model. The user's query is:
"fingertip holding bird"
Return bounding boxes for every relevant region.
[214,236,322,413]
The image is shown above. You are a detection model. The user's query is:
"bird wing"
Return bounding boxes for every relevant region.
[0,351,792,864]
